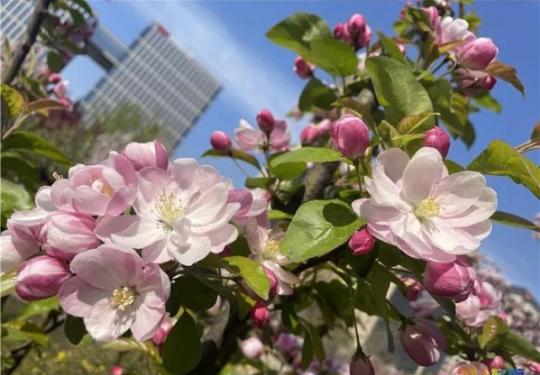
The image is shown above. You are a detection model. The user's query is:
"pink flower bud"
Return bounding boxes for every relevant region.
[423,257,476,302]
[353,25,372,50]
[451,362,490,375]
[423,7,440,28]
[293,56,314,79]
[264,267,278,298]
[122,140,168,171]
[274,333,300,353]
[52,80,69,98]
[457,37,498,71]
[48,73,62,84]
[110,366,123,375]
[456,69,497,97]
[210,131,231,151]
[527,361,540,374]
[348,228,375,256]
[331,115,369,160]
[256,109,275,133]
[152,315,175,346]
[349,356,374,375]
[333,23,352,45]
[423,127,451,158]
[16,256,70,301]
[251,301,270,328]
[44,212,101,258]
[400,319,446,367]
[241,336,264,359]
[402,277,423,301]
[300,125,321,145]
[57,97,73,111]
[482,356,505,369]
[348,14,367,37]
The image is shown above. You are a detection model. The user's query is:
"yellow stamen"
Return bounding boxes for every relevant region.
[414,199,440,219]
[154,192,184,230]
[110,286,136,311]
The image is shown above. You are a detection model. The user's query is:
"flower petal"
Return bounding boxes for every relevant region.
[402,147,447,203]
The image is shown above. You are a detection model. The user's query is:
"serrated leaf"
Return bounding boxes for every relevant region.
[202,148,261,171]
[282,199,363,263]
[491,211,540,232]
[484,61,525,96]
[366,56,433,124]
[163,313,202,374]
[223,256,270,300]
[468,140,540,198]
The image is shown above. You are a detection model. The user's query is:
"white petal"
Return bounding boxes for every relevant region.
[444,187,497,227]
[207,224,238,254]
[402,147,446,203]
[435,171,486,217]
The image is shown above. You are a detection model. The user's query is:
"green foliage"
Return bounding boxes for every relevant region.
[1,178,33,226]
[473,93,501,113]
[491,211,540,232]
[270,147,345,169]
[163,313,202,375]
[223,256,270,300]
[307,37,359,76]
[366,56,433,125]
[298,78,337,112]
[202,148,262,171]
[377,32,407,64]
[282,199,364,263]
[3,131,71,165]
[468,140,540,198]
[64,315,87,345]
[484,61,525,96]
[167,275,218,313]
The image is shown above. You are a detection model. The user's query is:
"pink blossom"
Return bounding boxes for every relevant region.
[122,141,168,171]
[52,80,69,98]
[300,125,321,145]
[333,23,352,45]
[256,109,275,133]
[456,280,501,327]
[482,356,505,369]
[245,219,299,295]
[353,147,496,263]
[228,188,268,227]
[241,336,264,358]
[436,17,474,49]
[210,131,232,151]
[251,301,270,328]
[402,276,423,301]
[274,333,301,353]
[234,119,290,152]
[152,315,175,345]
[110,366,123,375]
[348,228,375,256]
[424,6,440,29]
[331,115,370,160]
[456,69,497,97]
[43,212,101,258]
[16,255,70,301]
[423,256,476,302]
[48,73,62,84]
[96,159,239,265]
[7,207,49,249]
[50,152,137,216]
[0,231,38,276]
[59,244,170,342]
[424,127,451,158]
[293,56,315,79]
[457,37,498,71]
[451,362,489,375]
[400,318,446,366]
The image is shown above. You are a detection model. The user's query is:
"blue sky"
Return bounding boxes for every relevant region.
[63,1,539,298]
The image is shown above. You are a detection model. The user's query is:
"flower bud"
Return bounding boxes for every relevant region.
[210,131,231,151]
[348,228,375,256]
[353,25,372,50]
[348,14,367,36]
[300,125,321,145]
[16,256,70,301]
[44,212,101,258]
[152,315,175,346]
[333,23,352,45]
[331,115,369,160]
[423,127,451,158]
[256,109,275,133]
[251,301,270,328]
[400,319,446,367]
[482,356,505,369]
[402,277,423,301]
[274,333,300,353]
[110,366,123,375]
[350,356,375,375]
[451,362,490,375]
[423,6,440,28]
[241,336,264,359]
[456,69,497,97]
[48,73,62,84]
[293,56,314,79]
[423,257,475,302]
[264,267,278,298]
[527,361,540,374]
[122,140,168,170]
[457,37,498,71]
[52,80,69,98]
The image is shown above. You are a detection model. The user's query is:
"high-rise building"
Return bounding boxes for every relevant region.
[0,0,34,44]
[80,23,221,148]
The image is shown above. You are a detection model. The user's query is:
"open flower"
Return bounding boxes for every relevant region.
[59,244,170,342]
[234,119,290,152]
[456,279,501,327]
[353,147,496,263]
[245,219,299,295]
[96,159,239,265]
[436,16,474,50]
[51,152,137,217]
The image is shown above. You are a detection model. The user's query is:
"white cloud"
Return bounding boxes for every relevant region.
[129,1,298,118]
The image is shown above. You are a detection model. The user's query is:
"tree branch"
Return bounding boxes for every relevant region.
[2,0,53,84]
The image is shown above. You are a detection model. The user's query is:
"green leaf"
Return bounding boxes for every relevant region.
[298,78,337,112]
[3,131,71,165]
[202,148,261,171]
[18,297,58,321]
[47,51,64,72]
[530,122,540,141]
[397,112,437,134]
[1,84,26,119]
[484,61,525,96]
[282,199,364,263]
[1,178,33,226]
[444,159,465,174]
[366,56,433,124]
[367,263,395,352]
[64,315,87,345]
[266,13,331,56]
[1,271,17,297]
[501,331,540,362]
[270,147,345,169]
[377,32,406,64]
[163,313,202,374]
[167,275,218,314]
[308,37,359,77]
[268,154,306,180]
[268,209,293,221]
[473,93,501,113]
[223,256,270,300]
[3,322,48,347]
[468,140,540,198]
[301,320,325,361]
[1,152,38,191]
[245,176,275,189]
[478,316,508,348]
[491,211,540,232]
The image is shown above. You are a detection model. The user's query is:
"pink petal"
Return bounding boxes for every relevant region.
[59,277,109,317]
[402,147,446,203]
